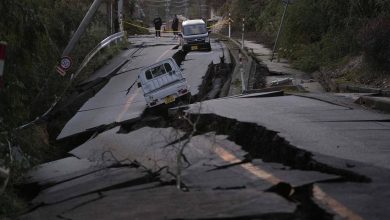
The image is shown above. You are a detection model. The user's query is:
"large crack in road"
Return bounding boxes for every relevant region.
[18,37,390,220]
[109,110,368,220]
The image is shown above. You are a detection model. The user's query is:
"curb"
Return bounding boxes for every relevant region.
[215,34,256,94]
[356,96,390,113]
[333,81,390,113]
[339,84,390,97]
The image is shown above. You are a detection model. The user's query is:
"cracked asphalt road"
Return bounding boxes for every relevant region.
[19,36,390,220]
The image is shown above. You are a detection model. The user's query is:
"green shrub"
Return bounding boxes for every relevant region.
[292,43,321,72]
[359,17,390,71]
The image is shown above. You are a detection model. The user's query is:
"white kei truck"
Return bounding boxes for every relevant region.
[137,58,190,108]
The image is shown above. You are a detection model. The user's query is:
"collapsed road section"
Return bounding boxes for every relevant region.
[53,37,231,143]
[22,97,388,219]
[22,93,390,219]
[18,36,390,220]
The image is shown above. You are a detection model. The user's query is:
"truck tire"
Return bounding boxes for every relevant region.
[206,43,212,51]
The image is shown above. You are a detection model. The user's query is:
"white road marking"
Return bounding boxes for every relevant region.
[211,142,364,220]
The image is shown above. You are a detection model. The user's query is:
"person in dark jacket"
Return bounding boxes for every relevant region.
[153,17,162,38]
[172,15,179,39]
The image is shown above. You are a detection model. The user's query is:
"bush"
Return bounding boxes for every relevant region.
[292,43,321,72]
[359,17,390,70]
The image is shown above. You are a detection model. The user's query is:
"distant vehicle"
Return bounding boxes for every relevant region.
[179,19,211,52]
[138,58,190,108]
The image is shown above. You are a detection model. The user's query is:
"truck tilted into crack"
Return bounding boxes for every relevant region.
[138,58,190,108]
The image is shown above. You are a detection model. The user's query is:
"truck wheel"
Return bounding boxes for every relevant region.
[207,43,212,51]
[182,45,189,52]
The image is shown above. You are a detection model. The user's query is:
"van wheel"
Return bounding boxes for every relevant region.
[182,45,189,52]
[207,43,212,51]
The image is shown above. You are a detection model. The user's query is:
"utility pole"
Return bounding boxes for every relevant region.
[62,0,104,57]
[184,0,189,18]
[271,0,292,62]
[228,12,231,38]
[242,17,245,49]
[110,0,114,34]
[106,1,110,35]
[118,0,124,33]
[165,0,170,22]
[198,0,202,18]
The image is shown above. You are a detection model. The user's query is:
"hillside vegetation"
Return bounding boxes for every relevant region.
[0,0,145,216]
[219,0,390,82]
[0,0,108,215]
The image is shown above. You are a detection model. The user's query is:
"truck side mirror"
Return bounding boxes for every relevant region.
[208,30,212,34]
[137,82,141,88]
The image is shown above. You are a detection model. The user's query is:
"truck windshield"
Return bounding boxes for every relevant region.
[183,24,207,36]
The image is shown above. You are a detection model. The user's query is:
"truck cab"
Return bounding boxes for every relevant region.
[180,19,211,52]
[138,58,190,108]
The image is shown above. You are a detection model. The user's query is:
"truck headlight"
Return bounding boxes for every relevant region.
[205,37,210,42]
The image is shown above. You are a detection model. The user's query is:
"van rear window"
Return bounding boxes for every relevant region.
[146,70,153,80]
[164,63,172,72]
[145,63,173,80]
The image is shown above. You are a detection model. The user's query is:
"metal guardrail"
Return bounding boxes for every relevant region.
[0,166,9,195]
[0,140,11,195]
[228,37,256,93]
[16,32,126,130]
[71,31,126,80]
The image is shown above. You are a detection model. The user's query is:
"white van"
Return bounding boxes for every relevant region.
[179,19,211,52]
[138,58,190,108]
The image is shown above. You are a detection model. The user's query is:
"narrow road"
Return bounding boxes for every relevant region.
[20,35,390,220]
[57,36,226,139]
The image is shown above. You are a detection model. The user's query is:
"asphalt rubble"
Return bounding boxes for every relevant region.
[231,37,390,114]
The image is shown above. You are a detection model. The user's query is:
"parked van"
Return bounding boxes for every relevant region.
[138,58,190,108]
[179,19,211,52]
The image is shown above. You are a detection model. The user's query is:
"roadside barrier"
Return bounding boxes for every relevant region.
[15,19,230,129]
[0,140,11,196]
[16,31,127,130]
[0,41,6,89]
[72,31,126,80]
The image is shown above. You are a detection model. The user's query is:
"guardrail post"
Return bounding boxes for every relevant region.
[239,50,246,92]
[72,32,125,80]
[0,166,10,195]
[0,41,6,89]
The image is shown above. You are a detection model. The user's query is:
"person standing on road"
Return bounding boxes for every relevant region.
[153,16,162,38]
[172,15,179,39]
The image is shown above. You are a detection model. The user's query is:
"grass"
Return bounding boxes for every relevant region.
[233,78,242,89]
